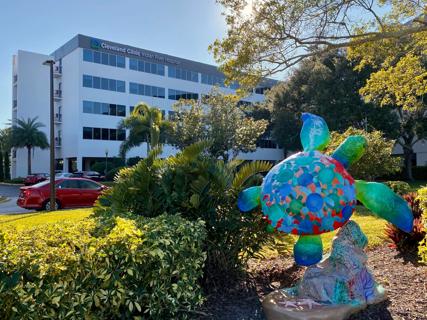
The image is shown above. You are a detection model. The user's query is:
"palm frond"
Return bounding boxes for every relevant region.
[179,140,212,161]
[232,160,272,190]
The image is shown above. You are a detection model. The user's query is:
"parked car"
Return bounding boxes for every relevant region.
[17,178,107,211]
[24,173,49,185]
[71,171,105,182]
[55,172,74,179]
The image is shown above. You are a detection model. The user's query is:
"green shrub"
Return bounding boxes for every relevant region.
[91,158,126,175]
[105,166,124,181]
[0,214,206,319]
[95,143,279,285]
[3,177,25,184]
[384,180,411,195]
[418,187,427,264]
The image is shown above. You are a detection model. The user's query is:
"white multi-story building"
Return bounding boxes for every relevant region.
[11,35,282,178]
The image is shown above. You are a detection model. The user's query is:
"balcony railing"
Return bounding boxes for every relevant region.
[55,137,62,147]
[54,89,62,99]
[55,113,62,123]
[53,65,62,76]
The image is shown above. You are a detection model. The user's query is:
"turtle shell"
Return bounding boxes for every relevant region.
[261,151,357,235]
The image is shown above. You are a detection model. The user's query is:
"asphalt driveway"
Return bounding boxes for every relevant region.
[0,183,34,214]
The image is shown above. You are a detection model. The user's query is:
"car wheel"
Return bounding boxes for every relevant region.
[43,199,60,211]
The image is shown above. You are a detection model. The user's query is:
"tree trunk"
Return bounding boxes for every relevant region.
[4,151,10,180]
[146,133,150,156]
[27,146,32,176]
[403,147,414,181]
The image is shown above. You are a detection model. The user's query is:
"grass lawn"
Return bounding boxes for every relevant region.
[261,205,388,259]
[0,208,93,231]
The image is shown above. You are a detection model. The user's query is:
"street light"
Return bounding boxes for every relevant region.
[43,59,56,211]
[105,149,109,176]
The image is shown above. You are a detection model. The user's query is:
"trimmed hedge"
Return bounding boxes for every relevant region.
[384,180,411,195]
[0,214,206,319]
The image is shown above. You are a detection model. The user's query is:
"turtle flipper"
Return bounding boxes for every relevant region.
[238,186,261,212]
[300,113,330,152]
[332,135,367,168]
[355,180,413,233]
[294,235,323,266]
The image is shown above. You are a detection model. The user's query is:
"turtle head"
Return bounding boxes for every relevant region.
[332,135,367,168]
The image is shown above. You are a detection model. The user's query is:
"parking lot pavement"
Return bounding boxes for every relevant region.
[0,184,34,214]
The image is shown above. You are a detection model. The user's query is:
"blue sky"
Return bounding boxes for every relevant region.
[0,0,227,128]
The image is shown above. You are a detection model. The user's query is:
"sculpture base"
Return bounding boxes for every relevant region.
[263,288,386,320]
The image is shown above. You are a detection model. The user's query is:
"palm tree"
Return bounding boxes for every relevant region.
[11,117,49,175]
[118,103,172,157]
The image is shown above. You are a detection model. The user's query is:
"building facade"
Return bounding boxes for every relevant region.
[11,35,282,178]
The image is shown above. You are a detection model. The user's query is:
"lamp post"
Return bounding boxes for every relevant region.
[105,149,109,176]
[43,59,56,211]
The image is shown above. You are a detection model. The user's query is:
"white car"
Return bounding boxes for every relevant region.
[55,172,74,179]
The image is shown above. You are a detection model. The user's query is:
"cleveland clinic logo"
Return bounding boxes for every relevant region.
[90,39,101,50]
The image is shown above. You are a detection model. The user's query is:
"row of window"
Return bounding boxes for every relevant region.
[129,82,166,98]
[129,58,165,76]
[168,89,199,101]
[83,127,126,141]
[201,73,225,87]
[83,49,126,68]
[83,75,125,92]
[168,66,198,82]
[83,101,126,117]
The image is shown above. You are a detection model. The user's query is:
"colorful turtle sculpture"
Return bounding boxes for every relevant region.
[238,113,413,266]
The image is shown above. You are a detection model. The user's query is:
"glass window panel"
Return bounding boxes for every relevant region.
[83,101,93,113]
[83,75,92,88]
[129,58,138,70]
[168,66,176,78]
[117,105,126,117]
[117,129,126,141]
[117,55,125,68]
[101,128,109,140]
[83,49,93,62]
[109,129,117,140]
[138,84,144,95]
[83,127,92,139]
[158,87,165,98]
[93,51,101,63]
[93,128,101,140]
[129,106,134,114]
[109,54,117,67]
[101,103,109,115]
[79,180,100,190]
[152,86,158,97]
[109,104,117,116]
[138,60,144,72]
[130,82,137,94]
[145,62,151,73]
[101,52,109,65]
[117,80,125,93]
[192,72,198,82]
[158,64,165,75]
[145,85,152,97]
[93,102,101,114]
[151,63,157,74]
[176,68,182,79]
[108,79,116,91]
[93,76,100,89]
[101,78,109,90]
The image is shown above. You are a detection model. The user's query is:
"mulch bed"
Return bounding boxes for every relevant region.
[196,245,427,320]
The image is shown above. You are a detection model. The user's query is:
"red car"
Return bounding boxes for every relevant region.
[24,173,49,185]
[17,178,107,211]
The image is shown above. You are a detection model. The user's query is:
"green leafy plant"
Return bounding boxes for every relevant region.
[417,187,427,264]
[95,142,279,286]
[384,181,411,196]
[0,214,206,319]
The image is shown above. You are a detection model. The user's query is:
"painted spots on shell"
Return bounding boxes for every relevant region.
[260,151,356,235]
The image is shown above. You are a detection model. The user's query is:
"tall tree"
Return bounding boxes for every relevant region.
[118,103,172,157]
[0,128,12,180]
[169,88,268,161]
[348,25,427,180]
[11,118,49,176]
[264,51,399,153]
[211,0,427,88]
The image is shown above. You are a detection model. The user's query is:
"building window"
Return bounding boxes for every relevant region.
[82,127,126,141]
[129,58,165,76]
[82,75,126,93]
[168,89,198,100]
[256,139,277,149]
[83,100,127,117]
[83,48,126,69]
[129,82,165,99]
[168,66,198,82]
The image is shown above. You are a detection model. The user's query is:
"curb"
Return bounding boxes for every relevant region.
[0,182,24,186]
